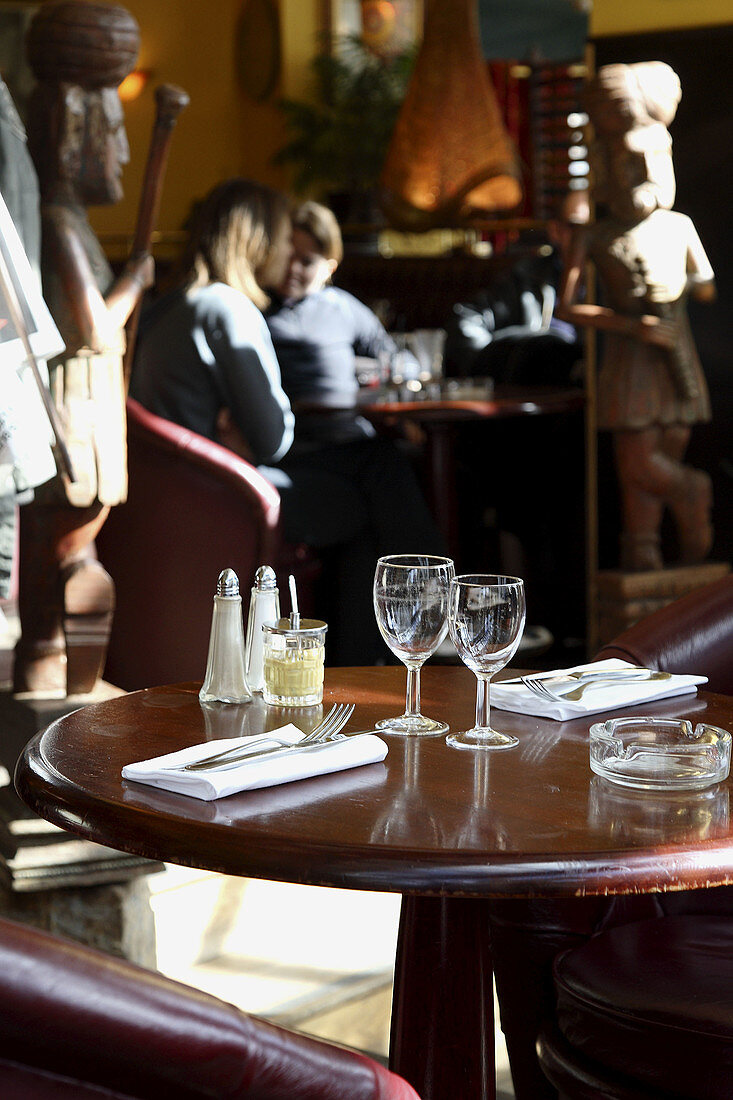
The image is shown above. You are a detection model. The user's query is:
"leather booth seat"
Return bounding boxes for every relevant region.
[0,916,419,1100]
[538,915,733,1099]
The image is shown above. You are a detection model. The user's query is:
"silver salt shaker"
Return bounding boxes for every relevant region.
[199,568,252,704]
[244,565,280,693]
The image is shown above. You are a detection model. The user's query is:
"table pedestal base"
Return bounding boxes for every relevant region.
[390,896,495,1100]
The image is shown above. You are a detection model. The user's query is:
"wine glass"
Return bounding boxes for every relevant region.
[373,554,455,735]
[447,574,526,750]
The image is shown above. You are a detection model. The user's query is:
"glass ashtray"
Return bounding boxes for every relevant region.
[589,716,732,791]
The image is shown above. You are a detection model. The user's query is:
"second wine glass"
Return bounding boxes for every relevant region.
[447,574,526,750]
[373,554,455,735]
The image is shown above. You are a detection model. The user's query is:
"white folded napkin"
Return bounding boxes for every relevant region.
[122,724,388,801]
[492,659,708,722]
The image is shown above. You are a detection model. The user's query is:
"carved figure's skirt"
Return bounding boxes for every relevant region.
[36,351,128,508]
[598,320,711,432]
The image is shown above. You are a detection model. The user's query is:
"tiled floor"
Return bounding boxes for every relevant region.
[151,866,515,1097]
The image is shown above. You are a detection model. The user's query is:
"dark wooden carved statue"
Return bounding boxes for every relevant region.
[557,62,716,573]
[13,0,153,695]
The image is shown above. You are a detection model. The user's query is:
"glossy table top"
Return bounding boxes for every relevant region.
[360,383,585,424]
[16,665,733,898]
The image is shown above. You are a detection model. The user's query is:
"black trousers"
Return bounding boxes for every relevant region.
[263,436,445,664]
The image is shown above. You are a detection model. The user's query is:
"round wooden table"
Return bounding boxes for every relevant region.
[360,385,585,561]
[16,665,733,1100]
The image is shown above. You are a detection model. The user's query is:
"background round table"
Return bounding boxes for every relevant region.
[360,385,585,562]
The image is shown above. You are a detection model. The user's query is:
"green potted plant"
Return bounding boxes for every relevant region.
[272,35,415,227]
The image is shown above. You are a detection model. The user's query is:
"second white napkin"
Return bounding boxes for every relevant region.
[492,659,708,722]
[122,724,388,801]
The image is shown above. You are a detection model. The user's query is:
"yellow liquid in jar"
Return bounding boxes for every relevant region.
[263,644,325,701]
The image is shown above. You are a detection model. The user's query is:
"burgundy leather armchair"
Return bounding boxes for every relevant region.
[96,398,318,691]
[537,914,733,1099]
[0,915,419,1100]
[595,573,733,694]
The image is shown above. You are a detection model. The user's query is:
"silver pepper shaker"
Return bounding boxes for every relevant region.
[244,565,280,693]
[199,568,252,704]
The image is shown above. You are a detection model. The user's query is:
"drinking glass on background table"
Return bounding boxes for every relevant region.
[407,329,446,385]
[447,574,526,751]
[374,554,455,735]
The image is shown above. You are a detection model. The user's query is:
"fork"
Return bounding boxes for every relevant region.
[521,672,668,704]
[513,668,657,689]
[521,676,563,702]
[180,717,373,774]
[180,702,354,772]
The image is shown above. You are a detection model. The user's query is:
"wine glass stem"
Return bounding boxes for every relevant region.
[405,666,421,717]
[475,674,491,730]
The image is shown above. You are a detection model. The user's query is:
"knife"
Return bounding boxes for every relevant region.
[501,668,666,688]
[169,730,376,774]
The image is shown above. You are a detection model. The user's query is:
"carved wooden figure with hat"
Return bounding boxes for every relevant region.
[14,0,154,695]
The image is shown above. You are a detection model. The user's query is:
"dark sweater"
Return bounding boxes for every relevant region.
[132,282,294,465]
[265,286,395,408]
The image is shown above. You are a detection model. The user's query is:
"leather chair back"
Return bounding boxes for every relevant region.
[0,916,419,1099]
[97,398,282,691]
[595,574,733,695]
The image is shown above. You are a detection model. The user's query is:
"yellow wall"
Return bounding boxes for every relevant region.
[280,0,322,97]
[92,0,319,245]
[92,0,731,245]
[591,0,733,38]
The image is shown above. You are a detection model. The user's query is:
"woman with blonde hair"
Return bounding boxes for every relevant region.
[132,178,294,465]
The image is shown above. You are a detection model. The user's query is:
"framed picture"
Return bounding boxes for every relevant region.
[327,0,423,55]
[0,189,64,369]
[236,0,281,102]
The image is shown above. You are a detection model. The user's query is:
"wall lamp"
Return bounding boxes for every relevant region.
[118,69,151,102]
